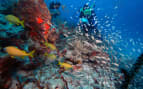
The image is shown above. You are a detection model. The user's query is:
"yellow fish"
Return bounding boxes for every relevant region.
[44,42,56,50]
[5,46,35,58]
[5,15,24,28]
[44,53,57,60]
[59,62,73,70]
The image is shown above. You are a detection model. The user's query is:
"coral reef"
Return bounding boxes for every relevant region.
[0,57,23,89]
[0,14,24,38]
[3,28,123,89]
[1,0,140,89]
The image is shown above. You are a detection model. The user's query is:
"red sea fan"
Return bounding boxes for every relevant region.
[15,0,52,42]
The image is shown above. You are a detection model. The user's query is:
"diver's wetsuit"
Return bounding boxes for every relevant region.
[79,4,99,38]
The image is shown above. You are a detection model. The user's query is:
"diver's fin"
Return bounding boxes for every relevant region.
[28,50,35,58]
[20,20,25,28]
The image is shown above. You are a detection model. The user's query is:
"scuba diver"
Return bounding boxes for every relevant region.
[49,1,61,18]
[79,3,100,39]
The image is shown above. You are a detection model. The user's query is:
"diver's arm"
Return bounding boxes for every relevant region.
[91,1,96,8]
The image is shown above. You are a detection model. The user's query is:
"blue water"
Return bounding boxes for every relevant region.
[45,0,143,59]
